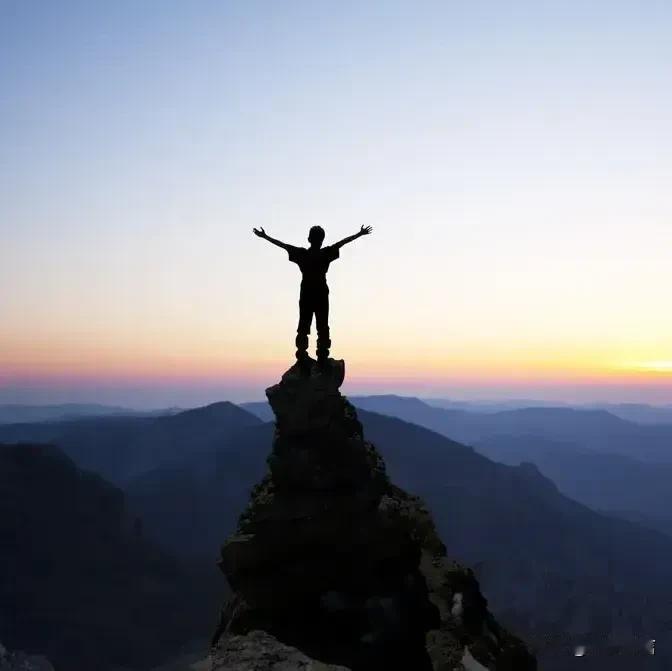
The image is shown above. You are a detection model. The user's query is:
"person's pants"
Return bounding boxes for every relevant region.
[295,288,331,360]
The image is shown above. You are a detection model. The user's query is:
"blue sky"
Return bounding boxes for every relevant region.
[2,1,671,406]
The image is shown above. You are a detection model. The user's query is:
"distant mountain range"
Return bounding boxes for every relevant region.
[0,403,179,425]
[346,395,672,463]
[336,396,672,531]
[421,398,574,412]
[125,421,272,559]
[242,397,672,668]
[421,398,672,425]
[0,443,213,671]
[0,401,259,483]
[5,398,672,427]
[5,399,672,667]
[473,434,672,522]
[589,402,672,425]
[355,410,672,668]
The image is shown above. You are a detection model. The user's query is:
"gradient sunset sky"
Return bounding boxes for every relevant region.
[2,1,671,407]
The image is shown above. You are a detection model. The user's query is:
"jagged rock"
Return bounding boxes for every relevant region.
[212,630,350,670]
[265,358,346,436]
[0,642,54,671]
[214,360,537,670]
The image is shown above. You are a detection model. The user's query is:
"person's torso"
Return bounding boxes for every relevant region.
[296,248,333,286]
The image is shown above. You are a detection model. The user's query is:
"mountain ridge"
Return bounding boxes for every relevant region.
[0,442,211,671]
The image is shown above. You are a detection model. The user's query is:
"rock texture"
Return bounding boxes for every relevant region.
[214,358,537,670]
[0,642,54,671]
[212,630,349,670]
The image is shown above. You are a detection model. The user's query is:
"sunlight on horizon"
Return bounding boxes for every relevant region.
[629,361,672,373]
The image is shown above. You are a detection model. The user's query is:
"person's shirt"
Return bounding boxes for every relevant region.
[287,244,340,289]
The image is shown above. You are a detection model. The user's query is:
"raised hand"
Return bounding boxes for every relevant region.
[359,225,373,236]
[253,227,266,238]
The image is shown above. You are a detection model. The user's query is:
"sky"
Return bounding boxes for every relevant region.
[1,1,671,407]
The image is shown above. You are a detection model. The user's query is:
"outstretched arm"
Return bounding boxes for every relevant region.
[252,227,291,251]
[333,225,373,250]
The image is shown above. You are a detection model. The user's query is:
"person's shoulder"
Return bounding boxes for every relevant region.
[287,245,305,261]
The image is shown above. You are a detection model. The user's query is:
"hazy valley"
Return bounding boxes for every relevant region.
[2,397,672,668]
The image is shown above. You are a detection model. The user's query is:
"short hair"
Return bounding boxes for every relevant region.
[308,226,325,244]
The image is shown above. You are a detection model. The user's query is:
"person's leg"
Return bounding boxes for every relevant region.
[315,291,331,363]
[296,292,313,360]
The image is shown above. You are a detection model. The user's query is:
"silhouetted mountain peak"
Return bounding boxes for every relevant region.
[350,394,437,417]
[352,393,428,407]
[212,358,536,670]
[164,401,260,426]
[0,402,266,485]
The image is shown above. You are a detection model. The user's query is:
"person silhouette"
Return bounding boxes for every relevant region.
[253,224,372,364]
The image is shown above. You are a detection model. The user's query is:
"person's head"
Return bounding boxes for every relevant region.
[308,225,325,248]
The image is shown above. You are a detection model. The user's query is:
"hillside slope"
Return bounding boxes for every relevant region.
[0,443,212,671]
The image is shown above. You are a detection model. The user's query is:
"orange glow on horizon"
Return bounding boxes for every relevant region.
[2,330,671,393]
[3,348,672,390]
[627,361,672,373]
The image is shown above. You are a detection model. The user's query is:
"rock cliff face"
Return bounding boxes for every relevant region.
[0,642,54,671]
[214,359,536,670]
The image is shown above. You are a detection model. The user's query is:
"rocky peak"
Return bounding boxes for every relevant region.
[0,642,54,671]
[213,358,537,670]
